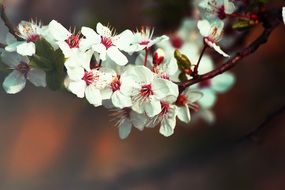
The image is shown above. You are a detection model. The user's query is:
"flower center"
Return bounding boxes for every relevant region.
[27,34,41,43]
[160,101,170,116]
[140,84,154,97]
[66,34,80,49]
[199,79,212,88]
[217,6,226,20]
[101,37,113,49]
[82,71,96,86]
[139,40,150,46]
[16,62,30,77]
[176,94,188,106]
[171,35,183,49]
[111,77,121,92]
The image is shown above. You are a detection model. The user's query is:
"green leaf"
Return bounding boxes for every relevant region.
[31,39,65,91]
[232,20,251,31]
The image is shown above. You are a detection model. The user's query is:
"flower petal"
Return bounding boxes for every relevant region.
[16,42,36,56]
[48,20,71,41]
[130,111,147,131]
[68,80,86,98]
[27,68,47,87]
[85,85,102,107]
[1,51,25,68]
[206,40,230,57]
[118,118,132,140]
[96,23,111,37]
[211,72,235,93]
[152,78,178,100]
[197,20,211,37]
[3,70,26,94]
[111,91,132,109]
[198,89,217,108]
[144,97,161,117]
[107,46,128,66]
[177,105,191,123]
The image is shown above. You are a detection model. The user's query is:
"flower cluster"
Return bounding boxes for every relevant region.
[0,19,204,139]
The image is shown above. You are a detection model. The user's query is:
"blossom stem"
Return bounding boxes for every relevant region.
[144,48,149,67]
[0,2,20,40]
[193,44,207,78]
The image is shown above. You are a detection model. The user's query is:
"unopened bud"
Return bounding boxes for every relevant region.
[153,48,165,66]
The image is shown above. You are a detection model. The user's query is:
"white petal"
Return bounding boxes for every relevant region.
[144,97,161,117]
[152,78,178,100]
[5,41,24,52]
[224,0,236,14]
[27,68,47,87]
[92,43,107,61]
[206,40,230,57]
[68,80,86,98]
[197,20,211,37]
[1,51,24,68]
[80,27,100,51]
[111,91,132,109]
[211,72,235,93]
[67,67,85,81]
[113,29,134,51]
[160,118,175,137]
[85,85,102,107]
[107,46,128,66]
[177,105,191,123]
[184,89,203,103]
[3,70,26,94]
[118,119,132,140]
[96,23,111,37]
[130,111,147,131]
[122,65,154,83]
[16,42,36,56]
[198,89,217,109]
[48,20,71,41]
[57,41,74,58]
[101,87,113,100]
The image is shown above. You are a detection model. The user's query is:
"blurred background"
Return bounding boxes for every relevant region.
[0,0,285,189]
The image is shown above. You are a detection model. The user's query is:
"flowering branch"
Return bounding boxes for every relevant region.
[180,10,282,91]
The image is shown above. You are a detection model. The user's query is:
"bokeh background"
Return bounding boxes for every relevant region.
[0,0,285,189]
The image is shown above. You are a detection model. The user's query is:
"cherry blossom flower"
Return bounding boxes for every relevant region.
[176,88,203,123]
[82,23,133,65]
[48,20,81,58]
[1,51,46,94]
[127,27,169,53]
[5,21,42,56]
[147,96,178,137]
[119,65,179,117]
[197,19,230,57]
[199,0,236,20]
[65,51,115,106]
[112,108,147,139]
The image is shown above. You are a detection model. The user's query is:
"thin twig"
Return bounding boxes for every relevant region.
[0,2,20,40]
[193,44,207,78]
[238,105,285,143]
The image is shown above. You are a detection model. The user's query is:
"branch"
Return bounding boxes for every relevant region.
[238,104,285,143]
[180,11,282,90]
[0,2,20,40]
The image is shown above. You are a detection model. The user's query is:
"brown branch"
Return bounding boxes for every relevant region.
[238,104,285,143]
[179,11,282,91]
[0,1,20,40]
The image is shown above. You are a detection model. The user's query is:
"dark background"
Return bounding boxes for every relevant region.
[0,0,285,189]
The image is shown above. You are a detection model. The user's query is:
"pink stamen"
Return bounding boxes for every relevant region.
[140,84,154,97]
[27,34,40,43]
[82,71,96,86]
[101,37,113,49]
[111,77,121,92]
[16,61,30,77]
[66,34,80,49]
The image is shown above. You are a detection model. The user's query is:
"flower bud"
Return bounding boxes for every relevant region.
[153,48,165,66]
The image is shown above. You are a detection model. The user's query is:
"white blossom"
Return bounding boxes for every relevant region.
[1,51,46,94]
[48,20,81,58]
[199,0,236,20]
[197,19,229,57]
[119,65,179,118]
[86,23,133,65]
[5,21,42,56]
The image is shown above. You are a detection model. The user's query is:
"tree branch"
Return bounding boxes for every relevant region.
[0,1,20,40]
[179,11,282,90]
